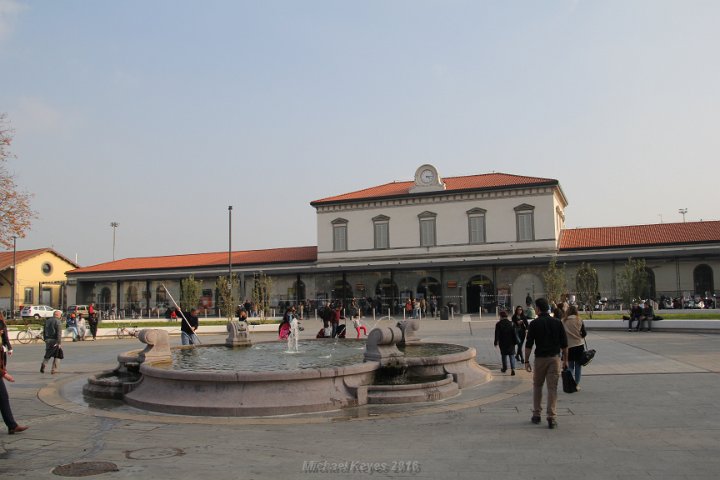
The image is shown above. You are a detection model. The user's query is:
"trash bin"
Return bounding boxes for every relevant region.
[440,306,449,320]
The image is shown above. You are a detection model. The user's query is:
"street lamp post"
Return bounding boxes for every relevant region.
[10,236,16,319]
[228,206,233,279]
[110,222,119,260]
[678,208,687,223]
[228,206,233,319]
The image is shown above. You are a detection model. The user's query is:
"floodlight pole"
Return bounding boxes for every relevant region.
[110,222,119,260]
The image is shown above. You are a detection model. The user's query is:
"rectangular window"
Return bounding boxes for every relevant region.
[374,222,389,249]
[333,224,347,251]
[420,218,436,247]
[517,211,534,241]
[469,215,486,244]
[24,287,34,304]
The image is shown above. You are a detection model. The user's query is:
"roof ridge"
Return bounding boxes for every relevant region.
[563,219,720,231]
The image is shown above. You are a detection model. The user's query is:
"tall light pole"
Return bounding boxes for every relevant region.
[110,222,119,260]
[228,206,233,280]
[678,208,687,223]
[228,206,233,320]
[11,235,16,319]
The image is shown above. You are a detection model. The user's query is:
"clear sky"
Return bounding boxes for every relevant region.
[1,0,718,266]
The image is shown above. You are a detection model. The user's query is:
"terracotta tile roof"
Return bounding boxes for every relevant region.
[0,248,79,271]
[559,221,720,250]
[311,172,559,205]
[69,246,318,274]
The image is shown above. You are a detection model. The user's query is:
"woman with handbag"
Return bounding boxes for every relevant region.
[561,305,586,389]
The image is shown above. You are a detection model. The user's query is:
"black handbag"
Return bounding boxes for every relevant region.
[562,368,577,393]
[51,344,64,359]
[580,339,595,366]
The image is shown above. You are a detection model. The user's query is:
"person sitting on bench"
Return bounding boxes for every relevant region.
[638,301,655,332]
[628,303,642,332]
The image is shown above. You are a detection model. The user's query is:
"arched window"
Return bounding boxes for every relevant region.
[642,268,656,300]
[331,280,353,304]
[693,264,714,296]
[155,286,168,307]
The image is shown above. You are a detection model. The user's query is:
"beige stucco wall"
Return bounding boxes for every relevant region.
[0,251,76,309]
[316,187,562,264]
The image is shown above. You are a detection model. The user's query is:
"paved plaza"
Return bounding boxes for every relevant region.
[1,318,719,479]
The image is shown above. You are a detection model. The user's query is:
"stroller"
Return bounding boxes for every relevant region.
[316,323,346,339]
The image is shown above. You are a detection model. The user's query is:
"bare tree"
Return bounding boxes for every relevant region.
[1,114,35,248]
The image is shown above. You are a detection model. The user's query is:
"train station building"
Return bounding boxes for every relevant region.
[65,165,719,315]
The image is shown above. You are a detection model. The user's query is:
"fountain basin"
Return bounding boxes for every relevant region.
[119,341,488,417]
[125,356,378,416]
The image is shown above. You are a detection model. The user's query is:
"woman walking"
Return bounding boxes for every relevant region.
[562,305,586,388]
[511,306,529,362]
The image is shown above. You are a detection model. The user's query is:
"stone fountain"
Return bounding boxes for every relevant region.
[84,319,489,416]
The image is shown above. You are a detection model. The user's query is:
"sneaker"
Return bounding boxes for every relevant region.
[547,418,557,429]
[511,369,515,376]
[500,368,507,373]
[40,364,45,373]
[531,416,541,425]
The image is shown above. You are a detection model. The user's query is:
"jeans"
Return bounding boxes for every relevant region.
[181,331,196,345]
[568,360,582,384]
[501,353,516,371]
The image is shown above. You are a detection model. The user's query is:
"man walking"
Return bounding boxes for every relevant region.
[41,310,64,374]
[524,297,568,429]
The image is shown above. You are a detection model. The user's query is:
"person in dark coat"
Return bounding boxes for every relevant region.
[494,310,517,375]
[512,306,529,362]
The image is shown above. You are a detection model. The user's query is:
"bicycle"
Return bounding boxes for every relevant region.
[16,324,44,344]
[116,324,140,339]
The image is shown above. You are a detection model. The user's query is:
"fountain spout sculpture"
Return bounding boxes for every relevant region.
[226,319,252,347]
[363,326,405,366]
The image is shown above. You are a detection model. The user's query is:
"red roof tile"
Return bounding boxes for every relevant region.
[559,221,720,250]
[311,172,559,205]
[70,246,318,274]
[0,248,79,271]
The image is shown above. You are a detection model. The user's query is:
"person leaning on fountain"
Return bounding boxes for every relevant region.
[180,308,199,345]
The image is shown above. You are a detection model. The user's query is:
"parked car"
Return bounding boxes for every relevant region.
[67,305,91,318]
[20,305,56,320]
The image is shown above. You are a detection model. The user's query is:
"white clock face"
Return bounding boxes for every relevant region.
[420,169,435,184]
